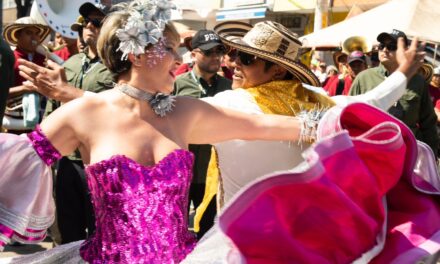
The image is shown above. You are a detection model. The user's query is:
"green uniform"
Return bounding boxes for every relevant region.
[45,50,115,117]
[350,64,439,155]
[174,70,232,98]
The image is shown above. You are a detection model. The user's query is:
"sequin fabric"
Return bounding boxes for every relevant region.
[26,125,62,166]
[79,150,196,263]
[245,80,335,116]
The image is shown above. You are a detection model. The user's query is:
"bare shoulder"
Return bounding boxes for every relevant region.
[174,95,198,105]
[44,90,113,124]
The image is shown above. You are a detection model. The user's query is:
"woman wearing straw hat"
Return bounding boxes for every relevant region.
[2,16,51,133]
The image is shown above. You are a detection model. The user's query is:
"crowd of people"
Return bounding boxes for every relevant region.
[0,0,440,263]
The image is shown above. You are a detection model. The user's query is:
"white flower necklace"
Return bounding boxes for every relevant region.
[116,83,175,117]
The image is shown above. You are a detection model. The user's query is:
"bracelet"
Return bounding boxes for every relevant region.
[298,108,326,144]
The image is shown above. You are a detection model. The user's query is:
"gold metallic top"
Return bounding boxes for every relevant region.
[246,79,335,115]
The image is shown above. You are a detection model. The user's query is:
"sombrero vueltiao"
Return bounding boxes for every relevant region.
[3,17,51,46]
[214,21,320,87]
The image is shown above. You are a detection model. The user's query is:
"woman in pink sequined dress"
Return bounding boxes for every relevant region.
[0,1,316,263]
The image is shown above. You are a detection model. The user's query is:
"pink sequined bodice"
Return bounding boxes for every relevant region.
[79,150,196,263]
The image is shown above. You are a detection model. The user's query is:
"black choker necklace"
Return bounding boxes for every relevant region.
[116,83,175,117]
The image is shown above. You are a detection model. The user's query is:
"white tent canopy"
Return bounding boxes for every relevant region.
[299,0,440,49]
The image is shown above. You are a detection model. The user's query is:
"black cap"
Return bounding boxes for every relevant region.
[347,51,366,64]
[377,29,408,45]
[79,2,108,18]
[190,30,223,51]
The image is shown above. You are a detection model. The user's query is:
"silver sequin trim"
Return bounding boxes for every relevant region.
[0,203,54,233]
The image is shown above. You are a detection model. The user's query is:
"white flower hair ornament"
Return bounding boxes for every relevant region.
[115,0,176,61]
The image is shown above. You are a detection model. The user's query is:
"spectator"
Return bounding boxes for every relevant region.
[429,66,440,107]
[219,48,236,80]
[2,16,51,133]
[53,34,79,61]
[326,51,367,96]
[322,64,338,87]
[350,29,439,155]
[174,29,231,238]
[333,51,348,74]
[326,65,338,76]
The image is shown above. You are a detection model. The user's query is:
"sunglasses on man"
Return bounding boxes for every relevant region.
[82,17,103,28]
[378,42,397,51]
[237,51,260,66]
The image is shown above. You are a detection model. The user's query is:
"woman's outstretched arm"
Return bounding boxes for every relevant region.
[177,96,311,145]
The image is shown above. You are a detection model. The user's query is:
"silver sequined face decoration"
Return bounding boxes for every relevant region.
[144,39,168,68]
[144,36,180,68]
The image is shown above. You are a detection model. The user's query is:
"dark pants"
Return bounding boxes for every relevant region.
[55,157,95,244]
[189,183,216,239]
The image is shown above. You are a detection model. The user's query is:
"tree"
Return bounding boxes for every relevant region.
[15,0,32,19]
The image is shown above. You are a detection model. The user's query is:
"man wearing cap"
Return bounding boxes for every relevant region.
[350,29,439,156]
[325,50,367,96]
[174,29,232,238]
[27,2,115,245]
[2,16,51,133]
[174,30,231,97]
[19,3,113,104]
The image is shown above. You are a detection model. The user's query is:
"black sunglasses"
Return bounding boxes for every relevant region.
[237,51,259,66]
[82,17,103,28]
[378,42,397,51]
[198,46,227,57]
